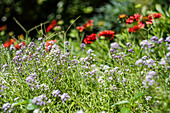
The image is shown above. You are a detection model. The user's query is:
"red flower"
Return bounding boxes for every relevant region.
[76,26,85,32]
[76,20,93,32]
[146,21,153,25]
[128,25,140,33]
[45,39,56,51]
[153,13,162,19]
[0,25,7,31]
[15,41,26,50]
[83,33,97,44]
[3,39,16,48]
[133,13,141,21]
[126,16,134,24]
[138,21,145,28]
[148,14,153,21]
[119,14,127,19]
[46,19,57,33]
[83,20,93,27]
[98,30,115,40]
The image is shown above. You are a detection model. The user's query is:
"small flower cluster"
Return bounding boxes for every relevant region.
[32,94,49,106]
[2,103,11,113]
[119,13,162,33]
[83,30,115,44]
[3,38,26,49]
[52,90,70,102]
[142,71,156,87]
[76,20,93,32]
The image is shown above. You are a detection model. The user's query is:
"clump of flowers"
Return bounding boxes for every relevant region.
[120,13,162,33]
[83,33,97,44]
[98,30,115,40]
[3,38,16,48]
[32,94,49,106]
[76,20,93,32]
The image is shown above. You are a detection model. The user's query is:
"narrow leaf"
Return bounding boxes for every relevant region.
[111,100,130,107]
[121,107,131,113]
[155,4,164,14]
[132,92,147,103]
[12,100,28,107]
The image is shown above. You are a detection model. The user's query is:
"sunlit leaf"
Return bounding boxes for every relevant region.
[111,100,130,107]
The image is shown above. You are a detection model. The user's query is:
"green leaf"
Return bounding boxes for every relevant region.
[12,100,28,107]
[132,92,147,103]
[69,102,75,110]
[141,6,147,15]
[111,100,130,107]
[121,107,131,113]
[26,103,38,110]
[155,4,164,14]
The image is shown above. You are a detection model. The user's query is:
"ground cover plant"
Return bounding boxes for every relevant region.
[0,5,170,113]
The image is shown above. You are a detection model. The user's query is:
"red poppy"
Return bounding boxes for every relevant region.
[76,20,93,32]
[45,39,56,51]
[98,30,115,40]
[3,39,16,48]
[153,13,162,19]
[15,41,26,50]
[0,25,7,31]
[46,19,57,33]
[133,13,141,21]
[119,14,127,19]
[83,33,97,44]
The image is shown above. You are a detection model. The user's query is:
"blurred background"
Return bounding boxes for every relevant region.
[0,0,169,38]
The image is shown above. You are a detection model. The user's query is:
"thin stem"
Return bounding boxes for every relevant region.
[13,17,27,33]
[65,16,81,34]
[28,21,49,33]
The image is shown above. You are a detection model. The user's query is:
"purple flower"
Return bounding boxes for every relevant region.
[165,36,170,42]
[26,76,35,83]
[140,40,149,47]
[2,103,11,112]
[150,36,158,43]
[147,71,156,76]
[32,94,47,106]
[52,90,61,97]
[166,52,170,57]
[128,48,133,52]
[80,43,86,50]
[148,79,155,86]
[135,59,143,65]
[38,37,43,41]
[111,42,119,49]
[159,58,166,65]
[59,93,70,102]
[167,46,170,51]
[157,38,163,44]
